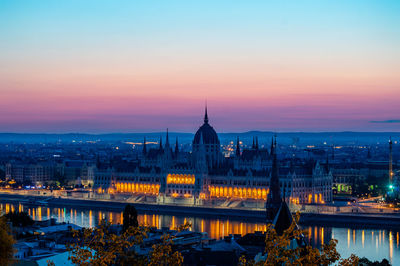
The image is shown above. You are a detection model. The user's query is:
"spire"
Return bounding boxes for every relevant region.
[165,128,170,148]
[270,136,274,156]
[236,137,241,157]
[175,137,179,157]
[266,137,281,222]
[159,136,163,151]
[204,104,209,124]
[142,137,147,155]
[256,136,259,150]
[389,137,393,182]
[325,152,330,172]
[252,137,255,149]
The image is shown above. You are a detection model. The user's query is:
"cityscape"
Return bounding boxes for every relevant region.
[1,1,400,266]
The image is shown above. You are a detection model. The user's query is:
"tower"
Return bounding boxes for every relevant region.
[164,129,172,161]
[175,137,179,158]
[255,136,259,151]
[389,137,393,182]
[236,137,241,157]
[159,136,163,151]
[266,136,281,222]
[142,137,147,155]
[270,136,274,156]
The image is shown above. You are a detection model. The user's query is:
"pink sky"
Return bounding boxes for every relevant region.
[1,1,399,132]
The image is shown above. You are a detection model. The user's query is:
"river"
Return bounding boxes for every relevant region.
[1,202,397,264]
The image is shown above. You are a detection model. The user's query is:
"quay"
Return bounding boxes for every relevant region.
[2,192,400,229]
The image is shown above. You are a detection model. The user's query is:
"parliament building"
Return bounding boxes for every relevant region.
[94,108,333,207]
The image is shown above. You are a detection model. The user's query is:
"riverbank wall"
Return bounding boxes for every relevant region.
[2,192,400,229]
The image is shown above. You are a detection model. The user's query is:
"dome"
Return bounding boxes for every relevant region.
[193,107,220,145]
[193,123,220,145]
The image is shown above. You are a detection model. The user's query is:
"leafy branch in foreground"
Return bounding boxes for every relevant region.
[66,220,191,266]
[239,212,359,266]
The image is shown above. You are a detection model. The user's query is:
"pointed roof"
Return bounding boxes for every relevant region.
[272,201,294,236]
[204,104,209,124]
[266,137,281,221]
[142,137,147,155]
[159,136,163,151]
[270,137,274,156]
[193,106,220,146]
[165,128,170,148]
[236,137,241,157]
[175,137,179,155]
[252,137,255,149]
[255,136,259,150]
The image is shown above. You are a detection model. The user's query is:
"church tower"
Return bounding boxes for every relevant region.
[266,137,281,222]
[389,137,393,182]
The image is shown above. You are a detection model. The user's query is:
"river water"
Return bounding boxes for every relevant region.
[1,202,398,264]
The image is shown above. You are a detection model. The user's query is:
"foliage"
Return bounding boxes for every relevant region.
[122,204,138,232]
[238,212,359,266]
[67,220,147,266]
[147,223,191,266]
[67,219,191,266]
[358,257,391,266]
[0,216,15,265]
[4,211,34,227]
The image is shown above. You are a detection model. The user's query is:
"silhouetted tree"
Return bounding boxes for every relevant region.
[5,211,34,227]
[0,216,15,265]
[122,204,138,232]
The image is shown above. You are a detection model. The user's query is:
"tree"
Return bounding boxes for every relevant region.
[67,220,190,266]
[147,223,190,266]
[239,213,359,266]
[4,211,34,227]
[0,216,15,265]
[67,220,147,266]
[122,204,138,232]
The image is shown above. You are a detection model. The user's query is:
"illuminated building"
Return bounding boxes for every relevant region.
[93,107,333,205]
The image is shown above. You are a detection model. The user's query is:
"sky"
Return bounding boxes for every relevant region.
[0,0,399,133]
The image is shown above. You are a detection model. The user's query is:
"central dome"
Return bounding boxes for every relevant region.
[193,107,220,145]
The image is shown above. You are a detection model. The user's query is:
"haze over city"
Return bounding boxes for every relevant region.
[1,0,400,133]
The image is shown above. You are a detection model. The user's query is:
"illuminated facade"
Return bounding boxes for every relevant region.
[94,108,333,205]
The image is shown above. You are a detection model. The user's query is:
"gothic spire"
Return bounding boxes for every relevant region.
[175,137,179,156]
[270,136,274,156]
[204,104,209,124]
[142,137,147,155]
[236,137,241,157]
[165,128,170,148]
[159,136,163,151]
[252,137,255,149]
[255,136,259,150]
[266,137,281,221]
[390,137,393,182]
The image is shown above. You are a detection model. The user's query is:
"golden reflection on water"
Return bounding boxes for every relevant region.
[0,202,399,264]
[321,227,324,245]
[347,229,350,248]
[390,231,393,264]
[362,230,365,248]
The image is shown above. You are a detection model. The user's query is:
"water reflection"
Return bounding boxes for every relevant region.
[0,203,398,264]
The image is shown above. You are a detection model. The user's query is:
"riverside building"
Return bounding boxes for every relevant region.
[94,108,333,206]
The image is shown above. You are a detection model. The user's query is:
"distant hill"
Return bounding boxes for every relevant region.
[0,132,398,145]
